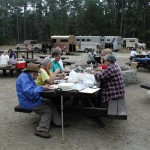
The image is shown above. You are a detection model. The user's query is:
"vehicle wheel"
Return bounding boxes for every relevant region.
[17,47,20,50]
[127,47,130,50]
[62,50,67,55]
[84,48,89,53]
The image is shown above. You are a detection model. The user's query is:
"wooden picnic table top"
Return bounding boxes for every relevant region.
[0,50,4,53]
[13,49,35,59]
[38,54,69,60]
[135,54,149,58]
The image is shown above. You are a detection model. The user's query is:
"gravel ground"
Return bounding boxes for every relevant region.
[0,47,150,150]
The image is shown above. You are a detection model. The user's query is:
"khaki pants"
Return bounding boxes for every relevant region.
[32,100,61,132]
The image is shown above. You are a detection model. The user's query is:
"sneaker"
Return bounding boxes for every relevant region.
[34,130,51,138]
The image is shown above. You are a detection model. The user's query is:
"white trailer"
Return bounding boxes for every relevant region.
[122,38,139,49]
[76,36,122,52]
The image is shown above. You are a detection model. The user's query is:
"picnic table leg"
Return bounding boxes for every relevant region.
[2,70,6,76]
[61,94,64,143]
[32,52,33,59]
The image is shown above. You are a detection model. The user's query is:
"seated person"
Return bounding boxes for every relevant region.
[8,49,17,65]
[35,57,62,85]
[94,54,124,103]
[87,49,97,64]
[0,52,9,64]
[50,49,66,78]
[130,49,137,62]
[51,49,63,72]
[16,63,62,138]
[51,47,64,69]
[96,48,116,70]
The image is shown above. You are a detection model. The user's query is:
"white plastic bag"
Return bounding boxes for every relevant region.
[67,70,96,88]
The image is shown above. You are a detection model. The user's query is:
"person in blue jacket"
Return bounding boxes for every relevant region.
[16,63,61,138]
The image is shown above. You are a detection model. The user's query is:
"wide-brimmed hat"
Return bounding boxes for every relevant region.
[23,63,40,72]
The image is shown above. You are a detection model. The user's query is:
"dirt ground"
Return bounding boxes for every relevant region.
[0,47,150,150]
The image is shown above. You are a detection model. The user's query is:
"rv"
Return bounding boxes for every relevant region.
[76,36,122,52]
[122,38,139,50]
[51,35,76,55]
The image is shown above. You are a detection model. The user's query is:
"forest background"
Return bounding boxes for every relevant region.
[0,0,150,47]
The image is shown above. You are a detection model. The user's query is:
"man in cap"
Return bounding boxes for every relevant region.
[94,54,124,103]
[16,63,60,138]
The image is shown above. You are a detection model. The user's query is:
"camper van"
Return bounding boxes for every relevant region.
[122,38,139,50]
[76,36,122,52]
[51,35,76,55]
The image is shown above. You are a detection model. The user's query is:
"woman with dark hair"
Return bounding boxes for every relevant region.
[8,49,17,65]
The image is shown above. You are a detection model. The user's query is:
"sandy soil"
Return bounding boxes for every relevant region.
[0,48,150,150]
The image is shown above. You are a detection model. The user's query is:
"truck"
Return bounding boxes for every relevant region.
[16,40,42,53]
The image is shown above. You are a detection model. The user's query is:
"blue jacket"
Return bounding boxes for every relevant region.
[16,72,45,109]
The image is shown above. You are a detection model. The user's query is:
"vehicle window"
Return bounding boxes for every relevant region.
[77,39,80,41]
[129,40,135,42]
[31,41,38,44]
[82,39,85,41]
[87,39,90,41]
[60,39,68,42]
[52,39,56,43]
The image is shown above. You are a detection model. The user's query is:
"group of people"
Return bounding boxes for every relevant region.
[16,47,125,138]
[0,49,17,68]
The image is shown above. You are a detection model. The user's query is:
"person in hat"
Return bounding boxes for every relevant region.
[16,63,60,138]
[35,56,60,85]
[94,54,124,103]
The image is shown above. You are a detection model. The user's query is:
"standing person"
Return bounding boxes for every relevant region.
[94,54,124,103]
[16,63,61,138]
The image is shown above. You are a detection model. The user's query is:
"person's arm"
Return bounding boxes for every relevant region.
[94,66,113,81]
[21,76,44,102]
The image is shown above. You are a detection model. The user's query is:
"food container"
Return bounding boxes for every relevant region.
[16,60,26,69]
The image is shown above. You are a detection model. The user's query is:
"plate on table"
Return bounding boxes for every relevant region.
[54,80,61,84]
[64,76,69,80]
[48,84,58,89]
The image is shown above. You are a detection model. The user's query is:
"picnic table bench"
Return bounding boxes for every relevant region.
[62,61,75,67]
[14,96,127,120]
[0,65,22,76]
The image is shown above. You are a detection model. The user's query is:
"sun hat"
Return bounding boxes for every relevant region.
[41,56,52,66]
[23,63,40,72]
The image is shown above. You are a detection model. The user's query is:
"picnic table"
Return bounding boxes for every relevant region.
[133,58,150,69]
[38,54,69,60]
[135,54,149,58]
[13,49,35,59]
[0,50,4,54]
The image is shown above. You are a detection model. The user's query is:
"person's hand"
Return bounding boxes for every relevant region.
[55,68,60,74]
[97,63,101,68]
[61,72,66,79]
[43,84,50,90]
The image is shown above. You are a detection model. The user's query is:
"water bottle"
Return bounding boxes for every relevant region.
[90,62,93,69]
